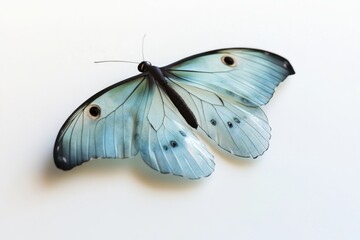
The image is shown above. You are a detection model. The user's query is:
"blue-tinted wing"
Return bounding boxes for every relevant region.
[164,48,295,107]
[54,75,149,170]
[54,75,214,178]
[139,81,215,179]
[167,79,270,158]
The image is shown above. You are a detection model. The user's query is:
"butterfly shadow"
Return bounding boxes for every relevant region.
[41,154,204,190]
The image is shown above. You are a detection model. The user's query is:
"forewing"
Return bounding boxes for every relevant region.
[167,79,271,158]
[54,76,149,170]
[164,48,295,107]
[139,81,215,179]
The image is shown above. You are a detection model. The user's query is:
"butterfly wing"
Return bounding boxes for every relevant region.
[163,48,295,107]
[54,74,214,178]
[161,48,294,158]
[54,75,149,170]
[139,80,215,179]
[165,80,271,158]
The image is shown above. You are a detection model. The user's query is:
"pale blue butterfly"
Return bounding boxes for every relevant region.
[54,48,295,179]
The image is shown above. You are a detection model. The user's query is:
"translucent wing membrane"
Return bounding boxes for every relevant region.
[139,82,215,179]
[54,76,149,170]
[168,79,271,158]
[165,48,295,107]
[54,76,214,178]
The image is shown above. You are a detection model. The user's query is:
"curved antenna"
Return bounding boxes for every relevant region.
[94,60,139,64]
[142,34,146,60]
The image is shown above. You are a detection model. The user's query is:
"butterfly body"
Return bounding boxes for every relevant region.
[54,48,295,179]
[138,61,198,128]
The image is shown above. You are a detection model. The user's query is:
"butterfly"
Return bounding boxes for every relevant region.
[53,48,295,179]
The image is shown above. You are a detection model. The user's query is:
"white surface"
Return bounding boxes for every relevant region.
[1,0,360,239]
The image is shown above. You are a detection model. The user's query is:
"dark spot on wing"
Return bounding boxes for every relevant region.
[87,104,101,120]
[170,140,178,148]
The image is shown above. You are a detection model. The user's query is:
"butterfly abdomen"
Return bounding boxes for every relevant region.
[146,65,198,129]
[163,83,198,129]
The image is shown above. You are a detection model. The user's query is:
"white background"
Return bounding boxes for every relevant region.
[1,0,360,239]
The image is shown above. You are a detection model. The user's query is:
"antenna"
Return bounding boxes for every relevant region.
[94,60,139,64]
[142,34,146,60]
[95,35,147,64]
